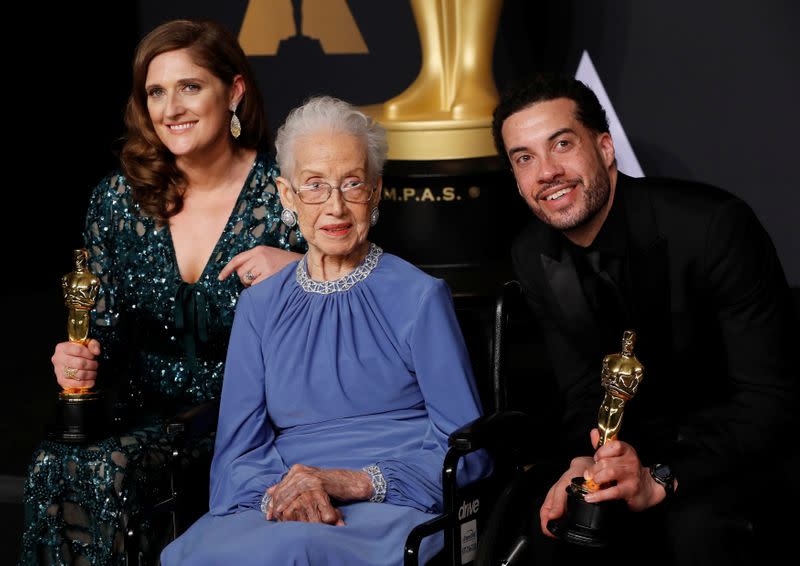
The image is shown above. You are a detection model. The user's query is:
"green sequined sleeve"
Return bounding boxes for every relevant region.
[251,160,306,252]
[82,173,128,372]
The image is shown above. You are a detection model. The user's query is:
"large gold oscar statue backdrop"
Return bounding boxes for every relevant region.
[357,0,529,302]
[361,0,503,160]
[239,0,368,56]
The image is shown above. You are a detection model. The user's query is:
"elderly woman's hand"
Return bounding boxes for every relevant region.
[273,488,345,525]
[267,464,373,524]
[218,246,301,287]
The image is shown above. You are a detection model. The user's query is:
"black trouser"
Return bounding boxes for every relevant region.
[482,474,759,566]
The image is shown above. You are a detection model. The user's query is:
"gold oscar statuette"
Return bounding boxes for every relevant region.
[547,330,645,548]
[597,330,645,447]
[61,248,100,395]
[47,249,105,444]
[360,0,504,160]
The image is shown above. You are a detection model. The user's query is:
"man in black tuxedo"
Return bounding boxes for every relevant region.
[491,75,797,564]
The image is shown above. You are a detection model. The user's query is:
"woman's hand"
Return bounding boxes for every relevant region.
[273,488,345,526]
[218,246,301,287]
[52,339,101,390]
[266,464,373,524]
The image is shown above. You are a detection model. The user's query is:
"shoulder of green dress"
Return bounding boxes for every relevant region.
[253,153,279,180]
[85,170,142,228]
[92,170,133,199]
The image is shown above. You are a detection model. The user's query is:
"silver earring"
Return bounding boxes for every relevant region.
[369,207,380,227]
[230,105,241,139]
[281,208,297,228]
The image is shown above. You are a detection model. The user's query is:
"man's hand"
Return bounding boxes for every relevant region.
[540,455,594,537]
[582,428,667,511]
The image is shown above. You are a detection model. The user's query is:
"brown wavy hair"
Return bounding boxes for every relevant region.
[121,19,268,220]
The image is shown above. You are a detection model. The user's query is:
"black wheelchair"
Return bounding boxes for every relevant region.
[404,280,556,566]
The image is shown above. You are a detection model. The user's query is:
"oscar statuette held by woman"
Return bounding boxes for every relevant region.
[47,248,106,444]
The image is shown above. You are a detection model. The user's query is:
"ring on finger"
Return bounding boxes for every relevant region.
[244,270,257,282]
[64,366,78,379]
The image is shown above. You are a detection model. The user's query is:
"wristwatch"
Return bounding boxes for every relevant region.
[649,463,675,499]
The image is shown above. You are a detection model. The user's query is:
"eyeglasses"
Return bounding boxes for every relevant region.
[291,180,376,204]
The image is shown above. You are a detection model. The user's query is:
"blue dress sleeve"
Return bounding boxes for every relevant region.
[375,279,491,513]
[209,290,289,515]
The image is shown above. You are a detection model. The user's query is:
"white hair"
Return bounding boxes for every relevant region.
[275,95,388,181]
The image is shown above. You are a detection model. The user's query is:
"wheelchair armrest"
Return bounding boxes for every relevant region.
[403,513,452,566]
[165,399,220,445]
[405,411,538,566]
[448,410,535,454]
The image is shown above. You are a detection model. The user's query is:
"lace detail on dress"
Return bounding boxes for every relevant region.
[260,490,272,515]
[362,464,387,503]
[296,243,382,294]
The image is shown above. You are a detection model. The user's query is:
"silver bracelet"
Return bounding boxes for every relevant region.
[362,464,387,503]
[260,490,272,515]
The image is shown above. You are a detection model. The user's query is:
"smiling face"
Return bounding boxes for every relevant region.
[145,48,243,162]
[277,130,380,270]
[501,98,617,243]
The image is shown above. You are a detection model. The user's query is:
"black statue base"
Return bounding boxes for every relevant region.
[47,390,107,444]
[546,477,625,548]
[371,156,530,297]
[368,157,531,406]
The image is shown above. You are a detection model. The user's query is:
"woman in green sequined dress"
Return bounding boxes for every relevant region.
[20,20,304,565]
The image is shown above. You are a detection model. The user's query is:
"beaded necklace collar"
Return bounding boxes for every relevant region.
[296,243,383,294]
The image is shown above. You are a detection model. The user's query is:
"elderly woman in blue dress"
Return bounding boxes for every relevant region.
[161,95,489,565]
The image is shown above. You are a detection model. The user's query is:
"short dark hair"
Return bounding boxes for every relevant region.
[492,74,610,163]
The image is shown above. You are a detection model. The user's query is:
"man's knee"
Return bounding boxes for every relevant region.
[664,499,754,564]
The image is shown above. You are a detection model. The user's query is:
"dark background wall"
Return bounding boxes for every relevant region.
[3,0,798,481]
[145,0,798,287]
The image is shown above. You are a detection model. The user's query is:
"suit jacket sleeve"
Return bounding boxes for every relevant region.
[665,199,798,492]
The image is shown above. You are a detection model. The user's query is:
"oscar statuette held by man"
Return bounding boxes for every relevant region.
[47,248,106,444]
[547,330,645,547]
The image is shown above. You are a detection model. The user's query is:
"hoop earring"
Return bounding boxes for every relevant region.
[369,207,380,227]
[281,208,297,228]
[230,104,241,139]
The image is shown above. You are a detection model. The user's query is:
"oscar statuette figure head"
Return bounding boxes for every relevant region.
[597,330,645,447]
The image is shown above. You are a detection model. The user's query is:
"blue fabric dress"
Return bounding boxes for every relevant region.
[161,244,489,566]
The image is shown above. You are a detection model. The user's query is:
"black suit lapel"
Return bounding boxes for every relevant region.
[539,238,602,352]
